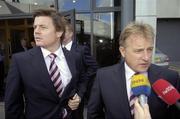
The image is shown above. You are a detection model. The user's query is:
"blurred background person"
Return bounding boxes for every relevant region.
[62,21,98,119]
[30,40,36,48]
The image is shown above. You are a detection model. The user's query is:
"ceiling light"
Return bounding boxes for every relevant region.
[34,2,38,5]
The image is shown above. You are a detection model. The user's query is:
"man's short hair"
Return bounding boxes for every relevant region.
[119,21,155,47]
[33,9,65,32]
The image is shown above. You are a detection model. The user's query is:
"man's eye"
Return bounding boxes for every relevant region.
[41,26,47,29]
[135,50,143,53]
[148,48,153,52]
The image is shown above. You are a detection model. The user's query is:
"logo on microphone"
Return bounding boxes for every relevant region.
[131,74,150,88]
[162,85,175,95]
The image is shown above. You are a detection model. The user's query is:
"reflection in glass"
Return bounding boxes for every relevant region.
[58,0,90,11]
[93,12,119,67]
[0,0,55,14]
[76,14,91,48]
[96,0,120,7]
[5,0,54,6]
[153,48,169,67]
[96,0,114,7]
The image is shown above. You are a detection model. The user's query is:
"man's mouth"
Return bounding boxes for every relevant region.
[35,37,41,40]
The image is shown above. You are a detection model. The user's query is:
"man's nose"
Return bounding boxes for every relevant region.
[143,51,151,61]
[34,27,41,34]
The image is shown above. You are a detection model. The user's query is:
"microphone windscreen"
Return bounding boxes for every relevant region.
[131,74,151,96]
[152,79,180,105]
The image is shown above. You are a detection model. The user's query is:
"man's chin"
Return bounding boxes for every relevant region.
[35,43,43,47]
[138,68,148,73]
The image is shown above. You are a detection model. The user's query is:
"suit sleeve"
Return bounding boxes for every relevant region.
[83,46,98,79]
[5,55,25,119]
[81,46,99,97]
[169,71,180,119]
[87,69,105,119]
[162,70,180,119]
[75,46,98,98]
[75,51,87,98]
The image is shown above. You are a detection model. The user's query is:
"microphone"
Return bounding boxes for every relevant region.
[152,79,180,110]
[131,74,151,107]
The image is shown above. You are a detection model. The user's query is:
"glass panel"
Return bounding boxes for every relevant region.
[5,0,54,6]
[0,20,5,27]
[0,0,55,14]
[28,0,55,12]
[93,12,120,67]
[8,19,24,26]
[95,0,120,7]
[58,0,90,11]
[76,14,91,48]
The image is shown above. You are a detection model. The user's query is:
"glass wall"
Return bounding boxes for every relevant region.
[58,0,90,11]
[93,12,120,67]
[58,0,121,67]
[0,0,55,14]
[95,0,120,7]
[76,14,91,47]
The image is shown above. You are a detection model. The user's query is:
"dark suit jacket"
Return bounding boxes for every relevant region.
[69,42,98,119]
[71,42,99,92]
[87,60,180,119]
[5,46,86,119]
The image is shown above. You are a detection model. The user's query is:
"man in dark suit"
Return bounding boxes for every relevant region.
[62,22,98,119]
[5,9,86,119]
[87,22,180,119]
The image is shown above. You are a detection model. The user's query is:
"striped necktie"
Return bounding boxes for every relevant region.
[48,53,63,97]
[129,73,139,116]
[129,91,136,116]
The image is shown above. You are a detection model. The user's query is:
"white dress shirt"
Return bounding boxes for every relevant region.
[62,40,73,51]
[41,46,72,88]
[124,62,148,101]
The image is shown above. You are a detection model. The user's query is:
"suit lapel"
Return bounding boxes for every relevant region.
[113,61,133,119]
[148,64,161,86]
[29,47,59,99]
[62,48,76,77]
[148,64,162,104]
[71,41,77,50]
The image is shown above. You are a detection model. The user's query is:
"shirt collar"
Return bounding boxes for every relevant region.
[124,62,136,81]
[41,45,65,59]
[124,62,148,81]
[64,40,73,51]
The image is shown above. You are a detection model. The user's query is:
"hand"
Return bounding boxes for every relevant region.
[134,98,151,119]
[68,93,81,110]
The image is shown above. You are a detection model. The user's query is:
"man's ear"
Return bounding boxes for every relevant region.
[119,46,125,58]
